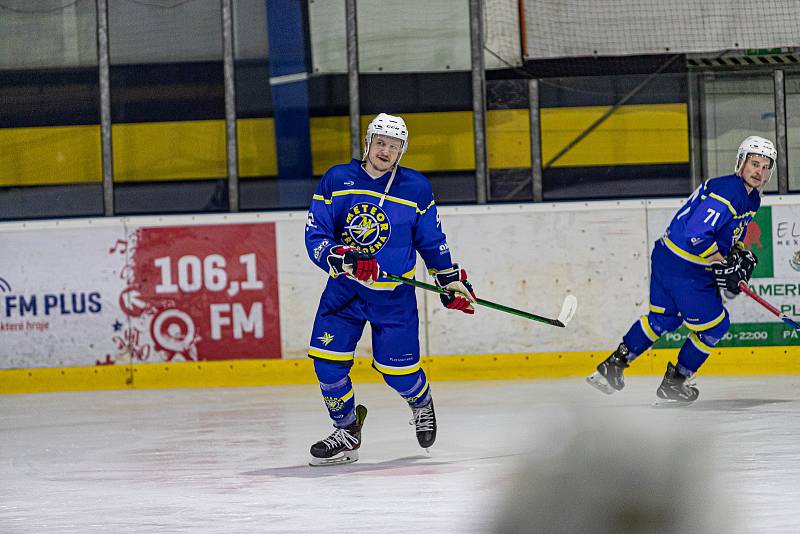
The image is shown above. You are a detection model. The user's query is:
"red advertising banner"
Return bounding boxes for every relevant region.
[111,222,281,362]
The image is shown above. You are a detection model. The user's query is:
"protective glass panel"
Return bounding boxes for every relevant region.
[0,0,98,69]
[702,73,777,193]
[488,79,533,202]
[309,0,519,73]
[540,73,690,200]
[108,0,228,214]
[108,0,223,64]
[0,0,102,220]
[523,0,798,59]
[786,75,800,192]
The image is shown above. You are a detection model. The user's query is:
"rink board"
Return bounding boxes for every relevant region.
[1,197,799,394]
[2,346,800,394]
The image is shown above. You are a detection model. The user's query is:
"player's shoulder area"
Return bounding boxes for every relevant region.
[396,166,433,195]
[322,160,360,180]
[397,165,430,183]
[704,174,749,205]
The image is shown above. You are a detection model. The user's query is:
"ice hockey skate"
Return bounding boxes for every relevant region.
[410,400,437,451]
[653,362,699,407]
[309,404,367,467]
[586,343,630,395]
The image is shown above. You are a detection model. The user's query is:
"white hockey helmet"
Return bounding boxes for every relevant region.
[735,135,777,181]
[363,113,408,160]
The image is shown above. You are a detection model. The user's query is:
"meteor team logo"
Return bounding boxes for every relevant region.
[341,202,391,254]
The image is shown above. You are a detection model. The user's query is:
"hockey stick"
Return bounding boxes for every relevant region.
[738,282,800,331]
[383,272,577,327]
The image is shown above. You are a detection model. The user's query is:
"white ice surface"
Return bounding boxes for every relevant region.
[2,376,800,533]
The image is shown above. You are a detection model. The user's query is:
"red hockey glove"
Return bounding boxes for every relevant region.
[433,264,477,314]
[328,246,380,284]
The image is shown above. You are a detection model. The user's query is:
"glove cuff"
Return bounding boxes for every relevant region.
[432,264,461,287]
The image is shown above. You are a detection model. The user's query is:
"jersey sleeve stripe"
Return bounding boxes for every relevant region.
[707,192,738,216]
[417,199,436,214]
[312,194,332,204]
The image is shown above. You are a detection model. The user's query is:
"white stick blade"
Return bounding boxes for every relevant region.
[558,294,577,326]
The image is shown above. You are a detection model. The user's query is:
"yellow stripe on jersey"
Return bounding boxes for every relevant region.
[327,266,417,290]
[308,347,355,361]
[684,309,726,332]
[312,194,332,204]
[639,315,660,342]
[662,236,714,266]
[369,266,417,290]
[688,332,714,354]
[707,192,738,216]
[649,303,666,314]
[331,189,417,208]
[698,242,719,258]
[372,359,421,376]
[417,199,436,214]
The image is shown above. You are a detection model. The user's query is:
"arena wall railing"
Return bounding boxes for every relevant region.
[1,196,798,394]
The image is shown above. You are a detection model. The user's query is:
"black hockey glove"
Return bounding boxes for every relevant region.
[327,246,380,284]
[730,246,758,282]
[433,264,477,314]
[710,259,748,295]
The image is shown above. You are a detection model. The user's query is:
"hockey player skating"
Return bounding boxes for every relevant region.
[587,136,776,405]
[304,113,477,466]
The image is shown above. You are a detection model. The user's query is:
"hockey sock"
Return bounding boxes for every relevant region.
[621,316,659,359]
[676,332,715,375]
[314,359,356,427]
[677,311,729,374]
[383,369,431,408]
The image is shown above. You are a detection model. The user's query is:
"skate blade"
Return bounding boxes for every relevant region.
[586,371,616,395]
[308,449,359,467]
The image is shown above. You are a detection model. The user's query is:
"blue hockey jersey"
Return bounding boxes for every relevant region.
[305,159,454,298]
[659,174,760,271]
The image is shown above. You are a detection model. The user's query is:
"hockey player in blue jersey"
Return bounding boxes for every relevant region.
[587,136,777,404]
[304,113,477,465]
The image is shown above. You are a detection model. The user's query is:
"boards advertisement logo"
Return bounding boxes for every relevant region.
[0,275,103,334]
[790,250,800,272]
[107,223,282,364]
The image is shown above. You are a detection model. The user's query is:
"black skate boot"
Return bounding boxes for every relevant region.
[309,404,367,467]
[586,343,630,395]
[410,400,437,450]
[655,362,699,406]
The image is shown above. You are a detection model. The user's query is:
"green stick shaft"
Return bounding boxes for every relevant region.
[384,273,563,326]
